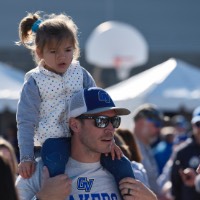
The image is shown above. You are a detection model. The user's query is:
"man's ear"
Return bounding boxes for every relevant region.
[69,118,81,133]
[36,47,43,59]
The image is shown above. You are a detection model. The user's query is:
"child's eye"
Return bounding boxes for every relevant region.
[65,48,72,52]
[50,50,56,53]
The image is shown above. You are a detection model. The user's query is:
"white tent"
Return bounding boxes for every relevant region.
[106,58,200,130]
[0,62,24,112]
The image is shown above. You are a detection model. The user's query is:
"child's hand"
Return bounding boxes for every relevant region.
[110,140,123,160]
[18,161,36,179]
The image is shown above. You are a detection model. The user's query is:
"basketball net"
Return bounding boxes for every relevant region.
[113,56,133,80]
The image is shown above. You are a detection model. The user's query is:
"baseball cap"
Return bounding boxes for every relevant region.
[133,103,163,122]
[191,106,200,124]
[171,115,189,129]
[68,87,130,118]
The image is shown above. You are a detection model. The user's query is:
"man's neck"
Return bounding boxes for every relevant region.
[71,139,101,163]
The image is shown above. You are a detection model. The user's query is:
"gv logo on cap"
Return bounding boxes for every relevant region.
[98,91,111,103]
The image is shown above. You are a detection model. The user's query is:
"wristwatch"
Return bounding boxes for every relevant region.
[32,196,39,200]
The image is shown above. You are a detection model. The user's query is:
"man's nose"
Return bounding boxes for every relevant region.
[107,121,115,130]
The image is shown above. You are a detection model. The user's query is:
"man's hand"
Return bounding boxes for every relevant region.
[36,166,72,200]
[179,168,197,187]
[119,177,157,200]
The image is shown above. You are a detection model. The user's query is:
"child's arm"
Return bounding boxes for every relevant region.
[17,76,41,178]
[18,161,36,179]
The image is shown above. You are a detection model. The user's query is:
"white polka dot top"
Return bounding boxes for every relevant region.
[26,60,83,146]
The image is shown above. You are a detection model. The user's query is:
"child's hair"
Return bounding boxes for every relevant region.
[16,11,80,64]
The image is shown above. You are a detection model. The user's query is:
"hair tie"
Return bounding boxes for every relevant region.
[31,19,42,33]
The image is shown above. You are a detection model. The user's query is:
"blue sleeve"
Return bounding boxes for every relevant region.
[16,76,41,161]
[82,67,96,88]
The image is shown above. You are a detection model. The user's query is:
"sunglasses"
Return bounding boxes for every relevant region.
[195,122,200,128]
[76,115,121,128]
[146,118,162,128]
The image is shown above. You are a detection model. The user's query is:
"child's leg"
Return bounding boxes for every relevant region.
[41,137,71,177]
[100,154,135,185]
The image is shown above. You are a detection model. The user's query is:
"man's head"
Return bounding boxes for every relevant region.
[68,87,130,160]
[68,87,130,118]
[133,103,163,144]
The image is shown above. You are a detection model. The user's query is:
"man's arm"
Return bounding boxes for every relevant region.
[36,167,72,200]
[119,177,157,200]
[16,162,72,200]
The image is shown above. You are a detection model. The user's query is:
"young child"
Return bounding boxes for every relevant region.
[16,11,134,186]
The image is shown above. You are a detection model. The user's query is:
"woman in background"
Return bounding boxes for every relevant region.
[115,129,149,187]
[0,154,19,200]
[0,137,18,179]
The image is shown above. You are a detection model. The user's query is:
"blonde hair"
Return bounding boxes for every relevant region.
[0,137,18,176]
[16,11,80,64]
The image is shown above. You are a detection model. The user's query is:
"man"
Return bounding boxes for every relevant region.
[171,106,200,200]
[132,104,164,197]
[16,87,157,200]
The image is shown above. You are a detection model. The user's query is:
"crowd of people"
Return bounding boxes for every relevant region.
[1,10,200,200]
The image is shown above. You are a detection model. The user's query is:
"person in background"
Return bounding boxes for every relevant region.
[116,128,142,162]
[16,87,157,200]
[196,164,200,192]
[178,167,200,193]
[153,126,175,174]
[171,106,200,200]
[132,103,167,199]
[171,114,190,145]
[0,137,18,179]
[0,154,19,200]
[3,124,19,161]
[115,128,149,187]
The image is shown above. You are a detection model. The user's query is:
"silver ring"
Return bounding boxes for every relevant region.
[128,188,131,195]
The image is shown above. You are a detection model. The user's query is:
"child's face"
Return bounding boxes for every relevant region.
[38,38,74,74]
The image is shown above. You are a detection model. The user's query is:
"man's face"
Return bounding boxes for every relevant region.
[137,117,161,144]
[192,121,200,135]
[77,110,116,155]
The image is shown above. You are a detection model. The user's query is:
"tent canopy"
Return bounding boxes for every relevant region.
[106,58,200,130]
[0,62,24,112]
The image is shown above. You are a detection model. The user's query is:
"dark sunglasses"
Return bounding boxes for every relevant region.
[195,122,200,128]
[76,115,121,128]
[147,118,162,128]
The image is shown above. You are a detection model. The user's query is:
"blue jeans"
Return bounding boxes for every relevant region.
[41,137,71,177]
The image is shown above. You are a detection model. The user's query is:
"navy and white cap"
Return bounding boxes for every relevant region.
[68,87,130,118]
[191,106,200,124]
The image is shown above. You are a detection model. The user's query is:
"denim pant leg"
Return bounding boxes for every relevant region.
[41,137,71,177]
[101,154,135,186]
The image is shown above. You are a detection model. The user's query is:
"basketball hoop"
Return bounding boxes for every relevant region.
[85,21,149,80]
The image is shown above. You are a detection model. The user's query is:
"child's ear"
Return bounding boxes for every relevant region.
[36,47,43,59]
